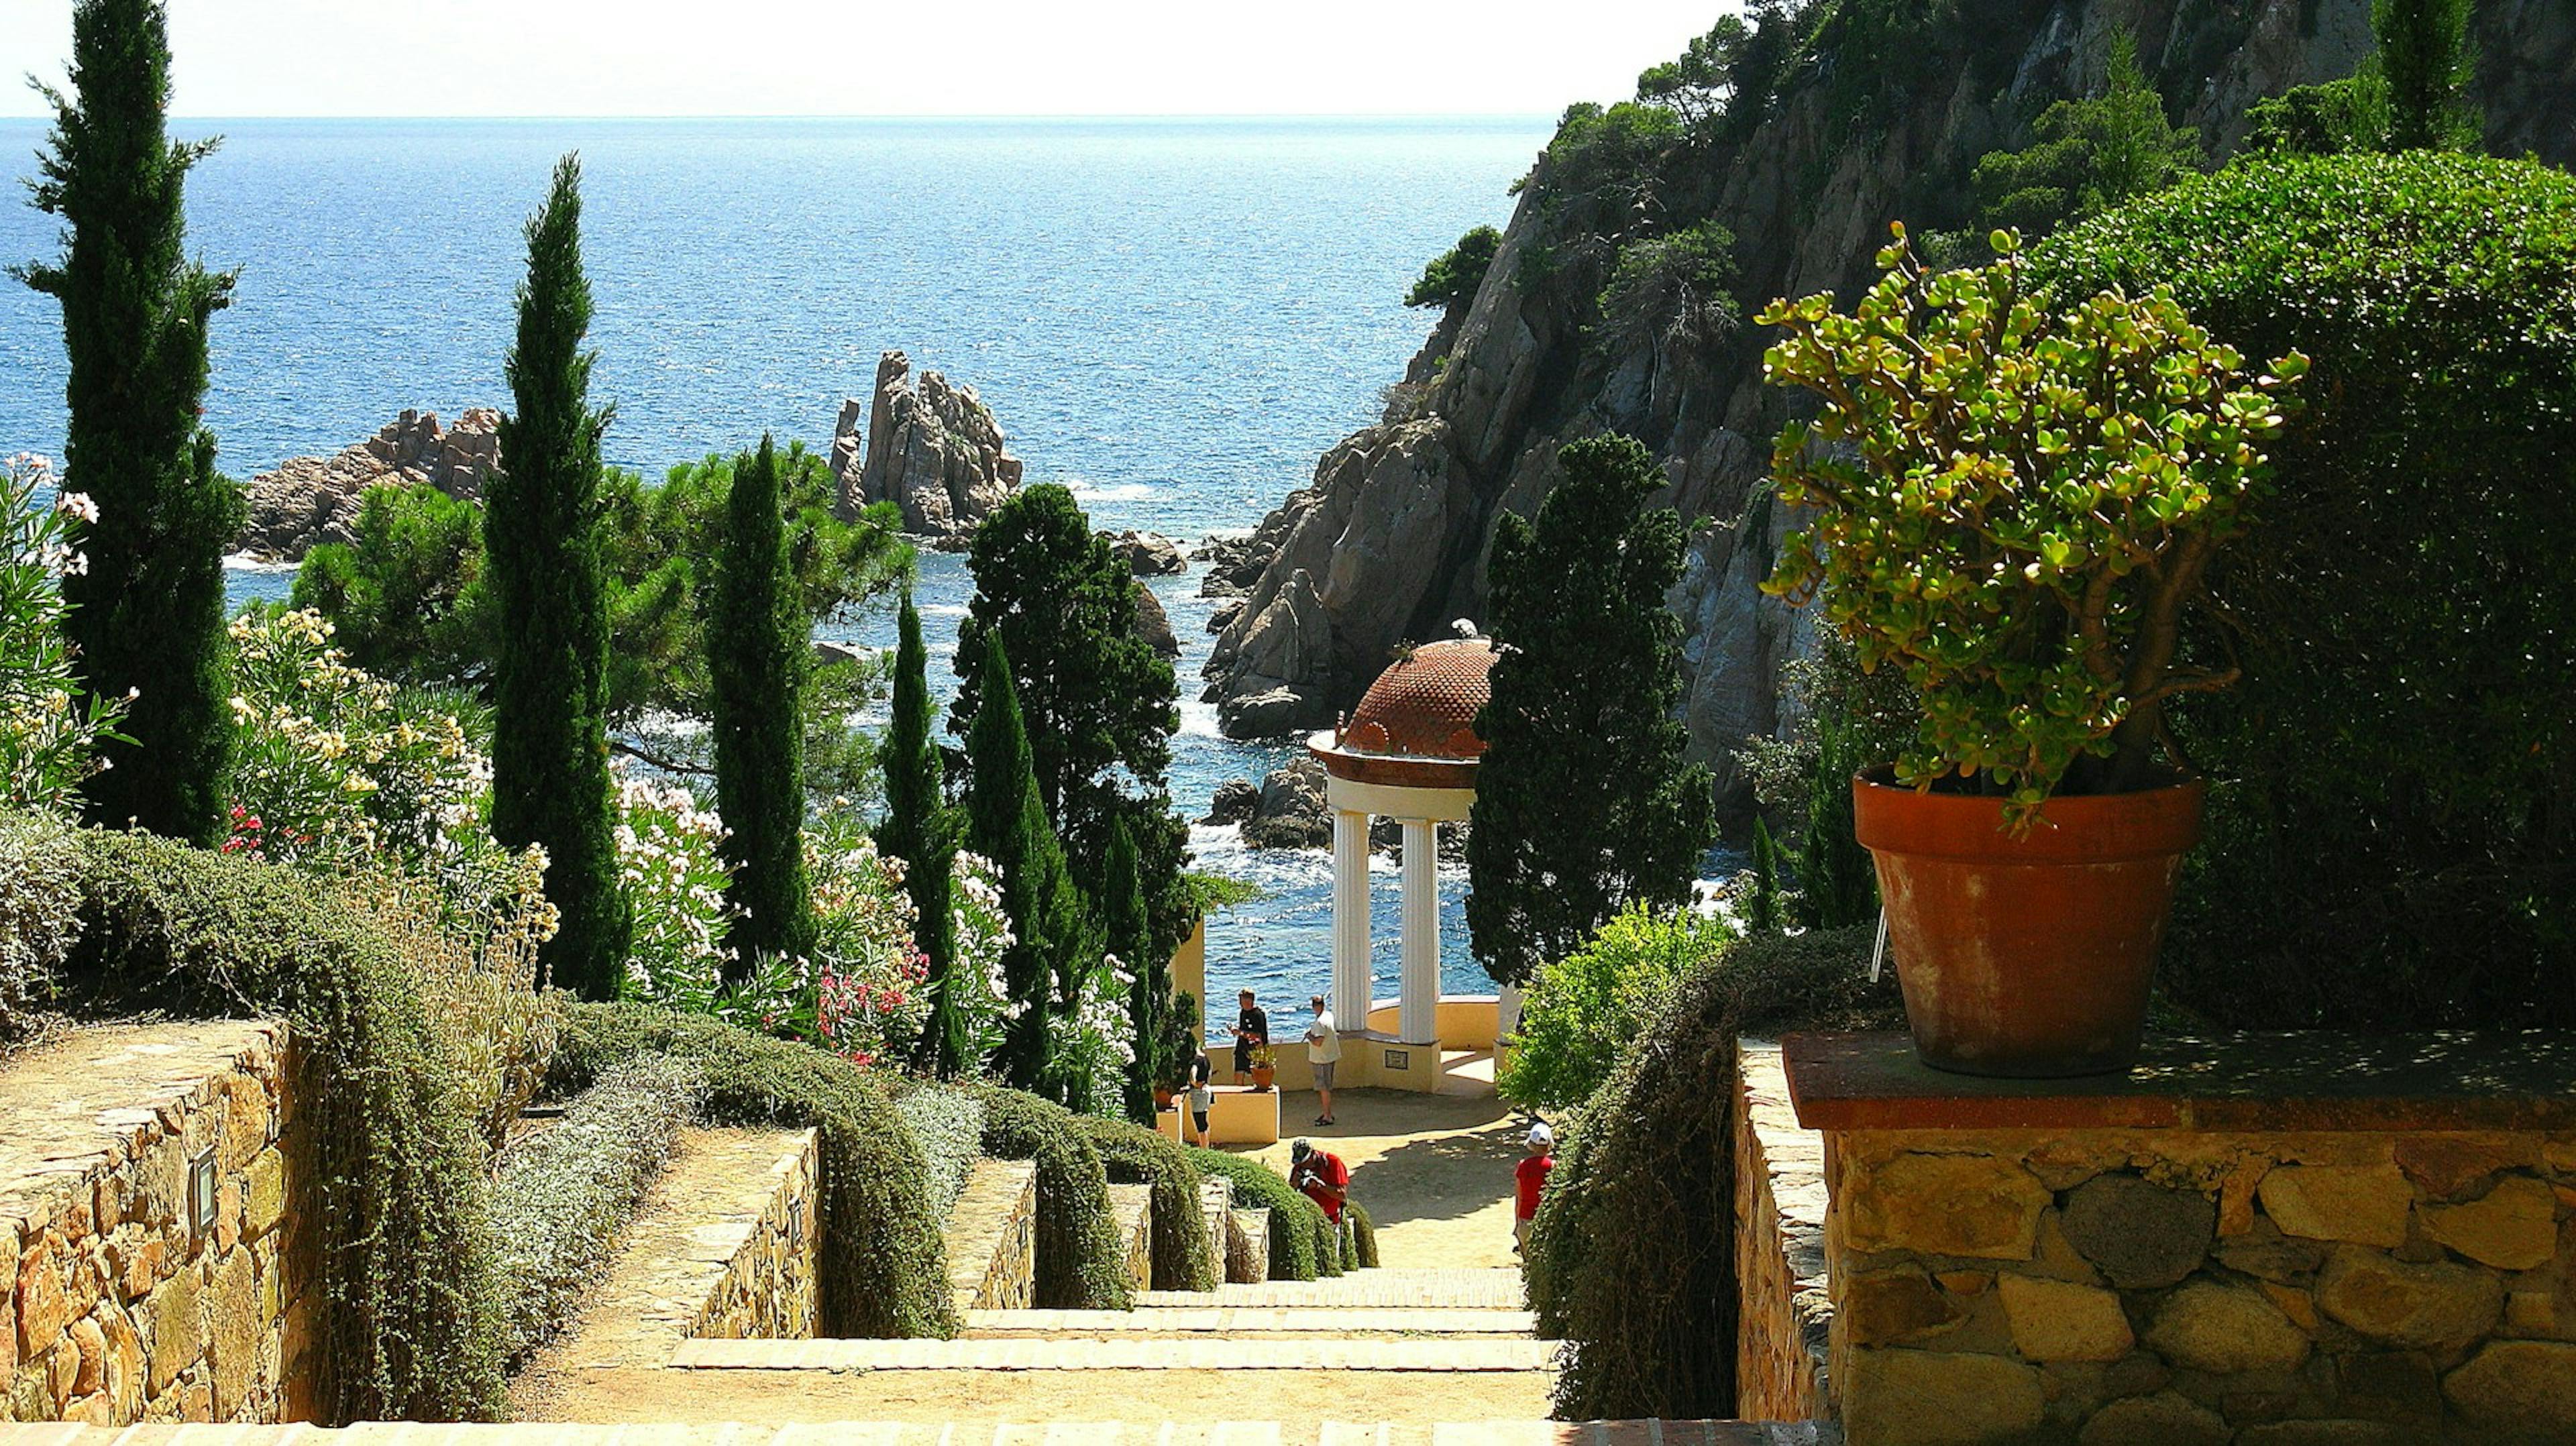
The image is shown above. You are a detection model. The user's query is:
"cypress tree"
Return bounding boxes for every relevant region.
[877,589,965,1075]
[19,0,243,844]
[486,154,630,999]
[1466,433,1717,987]
[951,484,1189,954]
[2375,0,2476,151]
[1103,816,1163,1123]
[963,630,1093,1101]
[710,433,814,970]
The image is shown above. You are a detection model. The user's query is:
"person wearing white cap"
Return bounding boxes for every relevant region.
[1512,1122,1555,1255]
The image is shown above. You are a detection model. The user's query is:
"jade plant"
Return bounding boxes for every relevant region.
[1758,225,2307,822]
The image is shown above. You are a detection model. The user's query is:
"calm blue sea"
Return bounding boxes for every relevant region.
[0,115,1552,1027]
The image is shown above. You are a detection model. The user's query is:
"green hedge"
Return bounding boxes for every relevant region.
[67,829,508,1421]
[1187,1148,1326,1281]
[968,1085,1131,1309]
[1070,1113,1221,1292]
[2035,152,2576,1028]
[553,1002,957,1337]
[491,1054,704,1365]
[897,1085,986,1221]
[0,812,82,1045]
[1525,925,1901,1420]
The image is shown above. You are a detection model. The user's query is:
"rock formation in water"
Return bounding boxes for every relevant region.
[1201,0,2576,797]
[236,408,502,561]
[1130,581,1180,659]
[832,350,1022,546]
[1106,529,1187,577]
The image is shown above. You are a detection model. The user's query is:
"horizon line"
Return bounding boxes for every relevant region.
[0,110,1561,125]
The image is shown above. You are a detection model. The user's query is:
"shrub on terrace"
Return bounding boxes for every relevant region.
[1349,1203,1380,1268]
[1187,1148,1326,1282]
[1071,1113,1222,1291]
[896,1084,985,1221]
[0,812,83,1044]
[551,1001,958,1337]
[968,1082,1132,1309]
[490,1054,706,1365]
[1525,924,1902,1420]
[66,828,517,1421]
[1500,903,1737,1113]
[2034,152,2576,1026]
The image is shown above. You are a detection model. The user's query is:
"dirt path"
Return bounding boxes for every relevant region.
[1244,1087,1532,1272]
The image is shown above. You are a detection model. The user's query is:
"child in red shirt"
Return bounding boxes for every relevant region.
[1513,1122,1555,1254]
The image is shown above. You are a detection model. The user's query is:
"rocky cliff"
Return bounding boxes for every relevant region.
[1203,0,2576,794]
[237,407,501,560]
[832,349,1022,545]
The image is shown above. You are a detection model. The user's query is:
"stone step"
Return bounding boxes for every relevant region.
[963,1307,1538,1337]
[1140,1269,1523,1312]
[667,1337,1556,1372]
[0,1423,1827,1446]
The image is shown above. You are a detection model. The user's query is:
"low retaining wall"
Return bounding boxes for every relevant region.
[1733,1041,1831,1423]
[1228,1207,1272,1284]
[943,1160,1036,1314]
[684,1131,820,1341]
[1109,1184,1153,1296]
[1,1021,313,1426]
[1786,1031,2576,1445]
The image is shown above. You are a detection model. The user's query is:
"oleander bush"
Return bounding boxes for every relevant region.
[66,828,514,1421]
[0,812,82,1045]
[970,1083,1131,1309]
[551,1001,957,1337]
[1187,1148,1326,1282]
[490,1054,706,1364]
[1525,924,1902,1420]
[2035,152,2576,1026]
[897,1084,987,1221]
[1071,1113,1222,1291]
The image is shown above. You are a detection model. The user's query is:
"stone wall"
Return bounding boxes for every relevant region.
[2,1022,313,1426]
[1786,1033,2576,1445]
[943,1160,1036,1314]
[1109,1184,1153,1296]
[684,1131,820,1342]
[1733,1042,1831,1423]
[1227,1208,1271,1285]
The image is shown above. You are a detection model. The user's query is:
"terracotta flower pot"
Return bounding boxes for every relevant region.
[1854,767,2204,1078]
[1153,1086,1176,1111]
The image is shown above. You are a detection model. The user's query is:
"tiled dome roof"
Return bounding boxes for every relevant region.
[1340,639,1497,761]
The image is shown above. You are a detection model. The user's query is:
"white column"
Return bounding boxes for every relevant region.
[1330,808,1373,1033]
[1399,818,1441,1044]
[1498,982,1524,1041]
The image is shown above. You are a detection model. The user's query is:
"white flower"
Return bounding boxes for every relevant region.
[53,492,97,524]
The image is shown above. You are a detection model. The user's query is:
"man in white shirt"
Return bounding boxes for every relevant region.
[1305,993,1342,1125]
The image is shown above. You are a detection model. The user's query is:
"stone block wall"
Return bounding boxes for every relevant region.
[1109,1184,1153,1296]
[1733,1042,1831,1423]
[943,1160,1036,1314]
[1199,1178,1234,1278]
[1227,1207,1271,1284]
[1,1022,313,1427]
[1780,1030,2576,1446]
[684,1130,820,1341]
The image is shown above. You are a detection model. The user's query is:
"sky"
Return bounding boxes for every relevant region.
[1,2,1737,118]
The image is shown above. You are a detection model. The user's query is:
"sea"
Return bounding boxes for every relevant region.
[0,115,1556,1030]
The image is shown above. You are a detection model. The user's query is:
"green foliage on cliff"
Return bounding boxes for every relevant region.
[878,590,965,1074]
[1524,925,1902,1419]
[19,0,242,846]
[710,435,816,969]
[1973,36,2201,240]
[553,1000,961,1337]
[1405,224,1500,310]
[2036,151,2576,1026]
[1593,219,1739,362]
[486,154,629,999]
[1468,434,1715,989]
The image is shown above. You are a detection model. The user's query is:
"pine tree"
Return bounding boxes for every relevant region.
[2376,0,2476,151]
[1104,816,1163,1123]
[963,630,1094,1101]
[710,433,814,970]
[877,589,966,1075]
[19,0,243,844]
[486,154,631,999]
[951,484,1189,952]
[1467,433,1717,987]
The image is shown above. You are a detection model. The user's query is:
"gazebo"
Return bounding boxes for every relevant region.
[1293,637,1508,1092]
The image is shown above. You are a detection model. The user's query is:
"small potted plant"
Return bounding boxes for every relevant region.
[1759,224,2306,1077]
[1248,1042,1277,1093]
